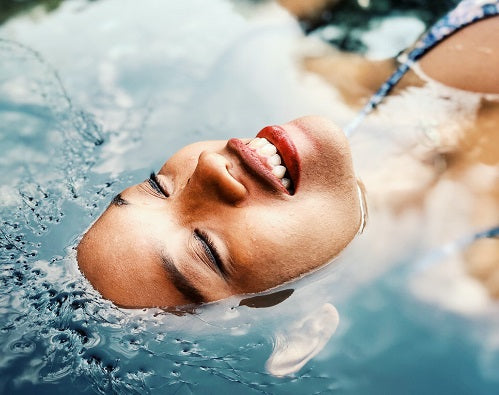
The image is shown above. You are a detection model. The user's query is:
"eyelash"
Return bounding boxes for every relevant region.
[148,172,169,198]
[194,229,226,277]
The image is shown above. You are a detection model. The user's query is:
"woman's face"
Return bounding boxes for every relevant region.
[77,116,362,308]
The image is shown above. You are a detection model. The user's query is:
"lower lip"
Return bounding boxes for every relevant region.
[227,125,301,195]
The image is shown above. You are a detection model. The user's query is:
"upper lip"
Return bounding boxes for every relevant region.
[227,125,300,195]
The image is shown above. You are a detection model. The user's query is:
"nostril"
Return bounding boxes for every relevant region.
[195,151,247,204]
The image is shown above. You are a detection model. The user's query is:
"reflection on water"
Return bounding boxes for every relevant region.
[266,303,340,377]
[0,0,498,393]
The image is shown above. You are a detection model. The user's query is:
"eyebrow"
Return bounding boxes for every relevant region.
[160,254,204,304]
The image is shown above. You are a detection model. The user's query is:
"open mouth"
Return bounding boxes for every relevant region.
[227,125,300,195]
[245,137,294,193]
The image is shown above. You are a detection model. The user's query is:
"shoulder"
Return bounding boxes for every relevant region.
[419,15,499,94]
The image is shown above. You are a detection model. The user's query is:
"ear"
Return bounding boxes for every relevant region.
[239,289,294,308]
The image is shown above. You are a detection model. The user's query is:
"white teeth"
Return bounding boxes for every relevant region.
[247,137,293,191]
[267,154,281,166]
[248,137,268,149]
[258,143,277,157]
[272,165,286,179]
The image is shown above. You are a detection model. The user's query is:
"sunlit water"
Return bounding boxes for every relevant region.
[1,0,498,393]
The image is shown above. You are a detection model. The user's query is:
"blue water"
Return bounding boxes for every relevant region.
[1,0,498,393]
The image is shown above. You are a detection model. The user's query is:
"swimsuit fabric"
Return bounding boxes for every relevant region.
[345,0,499,135]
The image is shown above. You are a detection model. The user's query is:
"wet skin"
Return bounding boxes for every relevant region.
[77,116,362,308]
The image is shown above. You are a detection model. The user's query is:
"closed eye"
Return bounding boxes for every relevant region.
[194,229,227,278]
[148,172,169,198]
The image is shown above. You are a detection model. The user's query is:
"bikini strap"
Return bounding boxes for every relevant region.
[414,225,499,271]
[345,0,499,137]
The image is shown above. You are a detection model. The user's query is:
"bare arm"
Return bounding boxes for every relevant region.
[420,16,499,94]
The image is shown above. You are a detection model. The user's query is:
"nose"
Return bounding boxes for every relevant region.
[183,151,247,206]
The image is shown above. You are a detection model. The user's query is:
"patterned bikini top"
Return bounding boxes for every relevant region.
[345,0,499,136]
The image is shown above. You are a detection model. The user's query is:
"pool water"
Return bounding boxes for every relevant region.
[1,0,498,393]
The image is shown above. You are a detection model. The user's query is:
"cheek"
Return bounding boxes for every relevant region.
[159,141,228,176]
[263,196,355,254]
[235,208,310,264]
[161,152,197,171]
[159,156,197,186]
[227,200,354,292]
